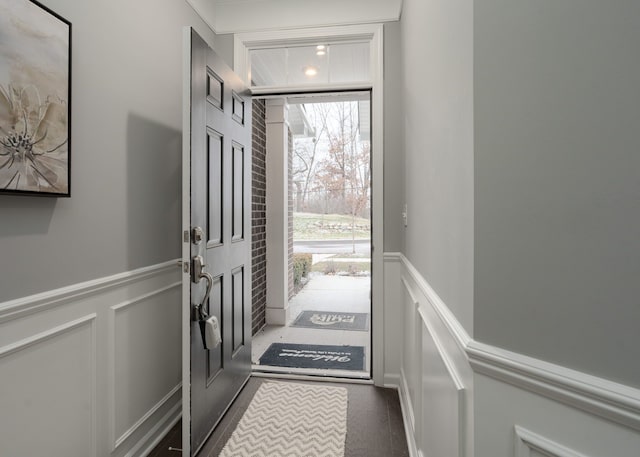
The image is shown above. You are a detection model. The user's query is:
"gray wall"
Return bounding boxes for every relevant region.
[213,33,235,69]
[474,0,640,388]
[400,0,474,333]
[0,0,219,302]
[383,21,405,253]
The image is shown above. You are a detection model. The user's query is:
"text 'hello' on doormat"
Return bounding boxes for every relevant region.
[258,343,365,371]
[291,311,369,331]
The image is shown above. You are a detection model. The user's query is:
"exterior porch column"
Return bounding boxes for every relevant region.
[265,98,290,325]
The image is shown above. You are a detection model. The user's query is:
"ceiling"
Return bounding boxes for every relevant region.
[187,0,402,34]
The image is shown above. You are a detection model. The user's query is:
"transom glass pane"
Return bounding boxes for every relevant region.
[249,41,370,88]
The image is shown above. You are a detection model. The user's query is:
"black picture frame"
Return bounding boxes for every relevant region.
[0,0,72,197]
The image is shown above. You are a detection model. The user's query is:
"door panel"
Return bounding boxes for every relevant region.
[232,144,245,241]
[206,275,223,383]
[231,266,245,352]
[186,28,252,456]
[207,130,223,246]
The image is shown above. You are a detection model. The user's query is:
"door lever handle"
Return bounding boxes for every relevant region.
[192,255,213,318]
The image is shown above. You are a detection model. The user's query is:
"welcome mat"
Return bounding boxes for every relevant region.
[291,311,369,331]
[259,343,365,371]
[220,382,347,457]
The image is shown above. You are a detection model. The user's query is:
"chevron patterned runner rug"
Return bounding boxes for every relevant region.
[219,382,348,457]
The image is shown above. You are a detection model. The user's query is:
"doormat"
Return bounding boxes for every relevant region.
[291,311,369,331]
[219,382,347,457]
[259,343,365,371]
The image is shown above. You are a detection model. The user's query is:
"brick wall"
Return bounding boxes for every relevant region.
[288,128,294,300]
[251,99,267,335]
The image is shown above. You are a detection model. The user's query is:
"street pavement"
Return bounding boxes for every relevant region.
[293,239,370,254]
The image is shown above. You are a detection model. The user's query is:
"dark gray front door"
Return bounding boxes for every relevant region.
[187,28,252,456]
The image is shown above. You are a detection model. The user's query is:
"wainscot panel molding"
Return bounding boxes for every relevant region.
[400,253,471,352]
[515,426,589,457]
[386,252,640,457]
[467,340,640,432]
[0,261,182,457]
[383,252,403,386]
[385,252,472,457]
[0,314,98,456]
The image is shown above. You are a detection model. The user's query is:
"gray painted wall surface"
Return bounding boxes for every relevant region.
[383,22,405,253]
[400,0,474,333]
[474,0,640,387]
[214,34,235,69]
[0,0,218,302]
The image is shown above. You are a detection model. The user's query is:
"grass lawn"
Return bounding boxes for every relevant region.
[293,212,371,240]
[310,261,371,275]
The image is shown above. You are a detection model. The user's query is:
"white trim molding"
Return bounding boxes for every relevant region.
[400,253,472,353]
[0,260,181,457]
[187,0,401,34]
[238,24,385,385]
[0,314,98,456]
[114,383,182,450]
[109,282,182,452]
[0,260,178,324]
[387,251,640,457]
[392,252,640,430]
[397,375,419,457]
[392,253,472,457]
[515,426,589,457]
[468,340,640,432]
[0,313,97,358]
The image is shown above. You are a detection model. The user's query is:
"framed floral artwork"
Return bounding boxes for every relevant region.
[0,0,71,197]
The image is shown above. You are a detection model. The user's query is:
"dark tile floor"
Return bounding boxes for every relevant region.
[150,377,409,457]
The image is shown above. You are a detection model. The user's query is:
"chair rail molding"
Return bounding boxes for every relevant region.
[468,340,640,432]
[0,260,178,324]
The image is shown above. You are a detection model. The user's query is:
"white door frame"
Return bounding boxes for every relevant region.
[181,27,193,457]
[234,24,385,385]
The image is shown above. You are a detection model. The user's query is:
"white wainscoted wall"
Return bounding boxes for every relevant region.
[385,252,474,457]
[470,344,640,457]
[384,253,640,457]
[0,261,181,457]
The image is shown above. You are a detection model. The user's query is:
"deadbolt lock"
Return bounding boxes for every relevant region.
[192,226,204,245]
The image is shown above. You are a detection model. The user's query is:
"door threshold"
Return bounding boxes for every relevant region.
[251,365,373,384]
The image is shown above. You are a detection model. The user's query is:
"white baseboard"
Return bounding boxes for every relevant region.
[383,373,400,388]
[135,404,182,457]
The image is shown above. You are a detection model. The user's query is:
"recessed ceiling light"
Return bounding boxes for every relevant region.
[316,45,326,51]
[304,66,318,77]
[316,50,326,56]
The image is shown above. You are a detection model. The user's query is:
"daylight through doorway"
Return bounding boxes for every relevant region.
[252,92,372,379]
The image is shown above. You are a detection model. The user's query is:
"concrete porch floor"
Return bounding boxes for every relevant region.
[252,273,372,379]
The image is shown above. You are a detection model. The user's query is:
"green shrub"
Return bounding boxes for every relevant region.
[293,253,312,286]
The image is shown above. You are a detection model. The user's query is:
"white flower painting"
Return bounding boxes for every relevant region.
[0,0,70,196]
